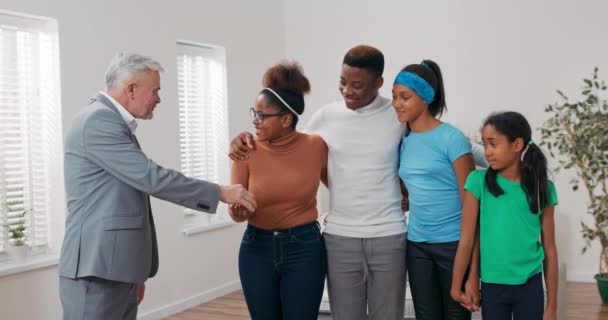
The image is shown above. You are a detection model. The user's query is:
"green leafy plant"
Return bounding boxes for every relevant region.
[2,201,30,246]
[540,67,608,274]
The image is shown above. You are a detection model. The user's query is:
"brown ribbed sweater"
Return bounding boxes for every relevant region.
[231,131,327,230]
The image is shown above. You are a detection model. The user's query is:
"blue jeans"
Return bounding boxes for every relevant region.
[239,221,327,320]
[481,272,544,320]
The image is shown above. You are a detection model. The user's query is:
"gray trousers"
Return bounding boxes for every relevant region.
[59,276,138,320]
[324,232,407,320]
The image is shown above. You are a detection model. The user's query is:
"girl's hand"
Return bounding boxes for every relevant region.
[464,276,481,312]
[543,308,557,320]
[451,286,479,312]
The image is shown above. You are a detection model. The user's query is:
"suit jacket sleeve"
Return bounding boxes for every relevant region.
[82,108,220,213]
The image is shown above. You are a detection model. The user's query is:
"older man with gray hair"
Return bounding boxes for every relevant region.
[58,52,257,320]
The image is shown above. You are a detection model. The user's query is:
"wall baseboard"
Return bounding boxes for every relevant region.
[568,272,596,283]
[138,280,242,320]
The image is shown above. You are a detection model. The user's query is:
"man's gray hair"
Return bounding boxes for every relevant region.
[105,52,164,89]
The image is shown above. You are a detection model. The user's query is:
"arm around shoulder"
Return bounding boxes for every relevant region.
[310,134,329,186]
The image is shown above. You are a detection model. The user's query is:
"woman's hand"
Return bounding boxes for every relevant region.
[228,204,252,222]
[450,288,467,307]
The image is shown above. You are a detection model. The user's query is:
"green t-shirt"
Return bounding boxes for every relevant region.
[464,169,558,285]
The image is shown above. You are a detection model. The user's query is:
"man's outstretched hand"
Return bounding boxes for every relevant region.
[219,184,257,212]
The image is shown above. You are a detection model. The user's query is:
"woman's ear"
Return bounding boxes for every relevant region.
[282,114,293,128]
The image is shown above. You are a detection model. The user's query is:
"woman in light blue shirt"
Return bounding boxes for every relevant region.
[392,60,477,320]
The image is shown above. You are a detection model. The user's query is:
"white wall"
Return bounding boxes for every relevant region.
[283,0,608,282]
[0,0,286,319]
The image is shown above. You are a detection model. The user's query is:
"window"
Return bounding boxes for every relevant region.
[176,41,230,230]
[0,11,64,254]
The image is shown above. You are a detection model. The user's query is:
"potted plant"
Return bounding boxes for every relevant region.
[2,201,30,261]
[540,67,608,303]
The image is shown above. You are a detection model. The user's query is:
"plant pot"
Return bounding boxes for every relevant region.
[5,244,29,262]
[594,273,608,304]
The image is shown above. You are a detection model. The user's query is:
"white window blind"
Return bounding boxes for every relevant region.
[0,12,63,253]
[177,41,230,225]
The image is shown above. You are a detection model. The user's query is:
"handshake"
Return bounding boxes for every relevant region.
[219,184,256,222]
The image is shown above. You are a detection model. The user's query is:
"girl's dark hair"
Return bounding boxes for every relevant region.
[401,59,446,118]
[483,111,549,213]
[260,61,310,129]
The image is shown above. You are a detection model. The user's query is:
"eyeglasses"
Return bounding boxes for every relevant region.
[250,108,287,124]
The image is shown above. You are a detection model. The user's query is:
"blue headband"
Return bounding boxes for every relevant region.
[394,71,435,104]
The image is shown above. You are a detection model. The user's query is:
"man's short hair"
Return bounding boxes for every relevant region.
[105,52,164,89]
[342,45,384,78]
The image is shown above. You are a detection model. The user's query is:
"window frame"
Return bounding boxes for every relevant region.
[0,9,65,269]
[175,40,233,235]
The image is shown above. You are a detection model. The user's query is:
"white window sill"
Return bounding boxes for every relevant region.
[0,220,237,277]
[0,252,59,278]
[182,220,235,236]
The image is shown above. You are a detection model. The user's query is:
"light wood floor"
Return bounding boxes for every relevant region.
[166,283,608,320]
[166,291,249,320]
[568,283,608,320]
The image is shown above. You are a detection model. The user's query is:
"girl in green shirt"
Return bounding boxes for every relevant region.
[451,111,558,320]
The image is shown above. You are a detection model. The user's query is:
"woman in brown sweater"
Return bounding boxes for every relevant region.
[229,62,327,320]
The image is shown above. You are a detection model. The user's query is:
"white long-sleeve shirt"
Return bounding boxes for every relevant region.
[306,95,407,238]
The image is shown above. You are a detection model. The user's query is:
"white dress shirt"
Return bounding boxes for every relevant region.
[99,91,138,134]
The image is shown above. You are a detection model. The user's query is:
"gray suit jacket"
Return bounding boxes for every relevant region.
[59,94,220,283]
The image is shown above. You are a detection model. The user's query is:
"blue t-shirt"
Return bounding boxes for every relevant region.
[399,123,472,242]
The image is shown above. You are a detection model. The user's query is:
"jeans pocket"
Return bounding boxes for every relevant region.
[241,230,256,245]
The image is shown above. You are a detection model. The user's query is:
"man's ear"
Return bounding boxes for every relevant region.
[374,76,384,91]
[126,81,137,100]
